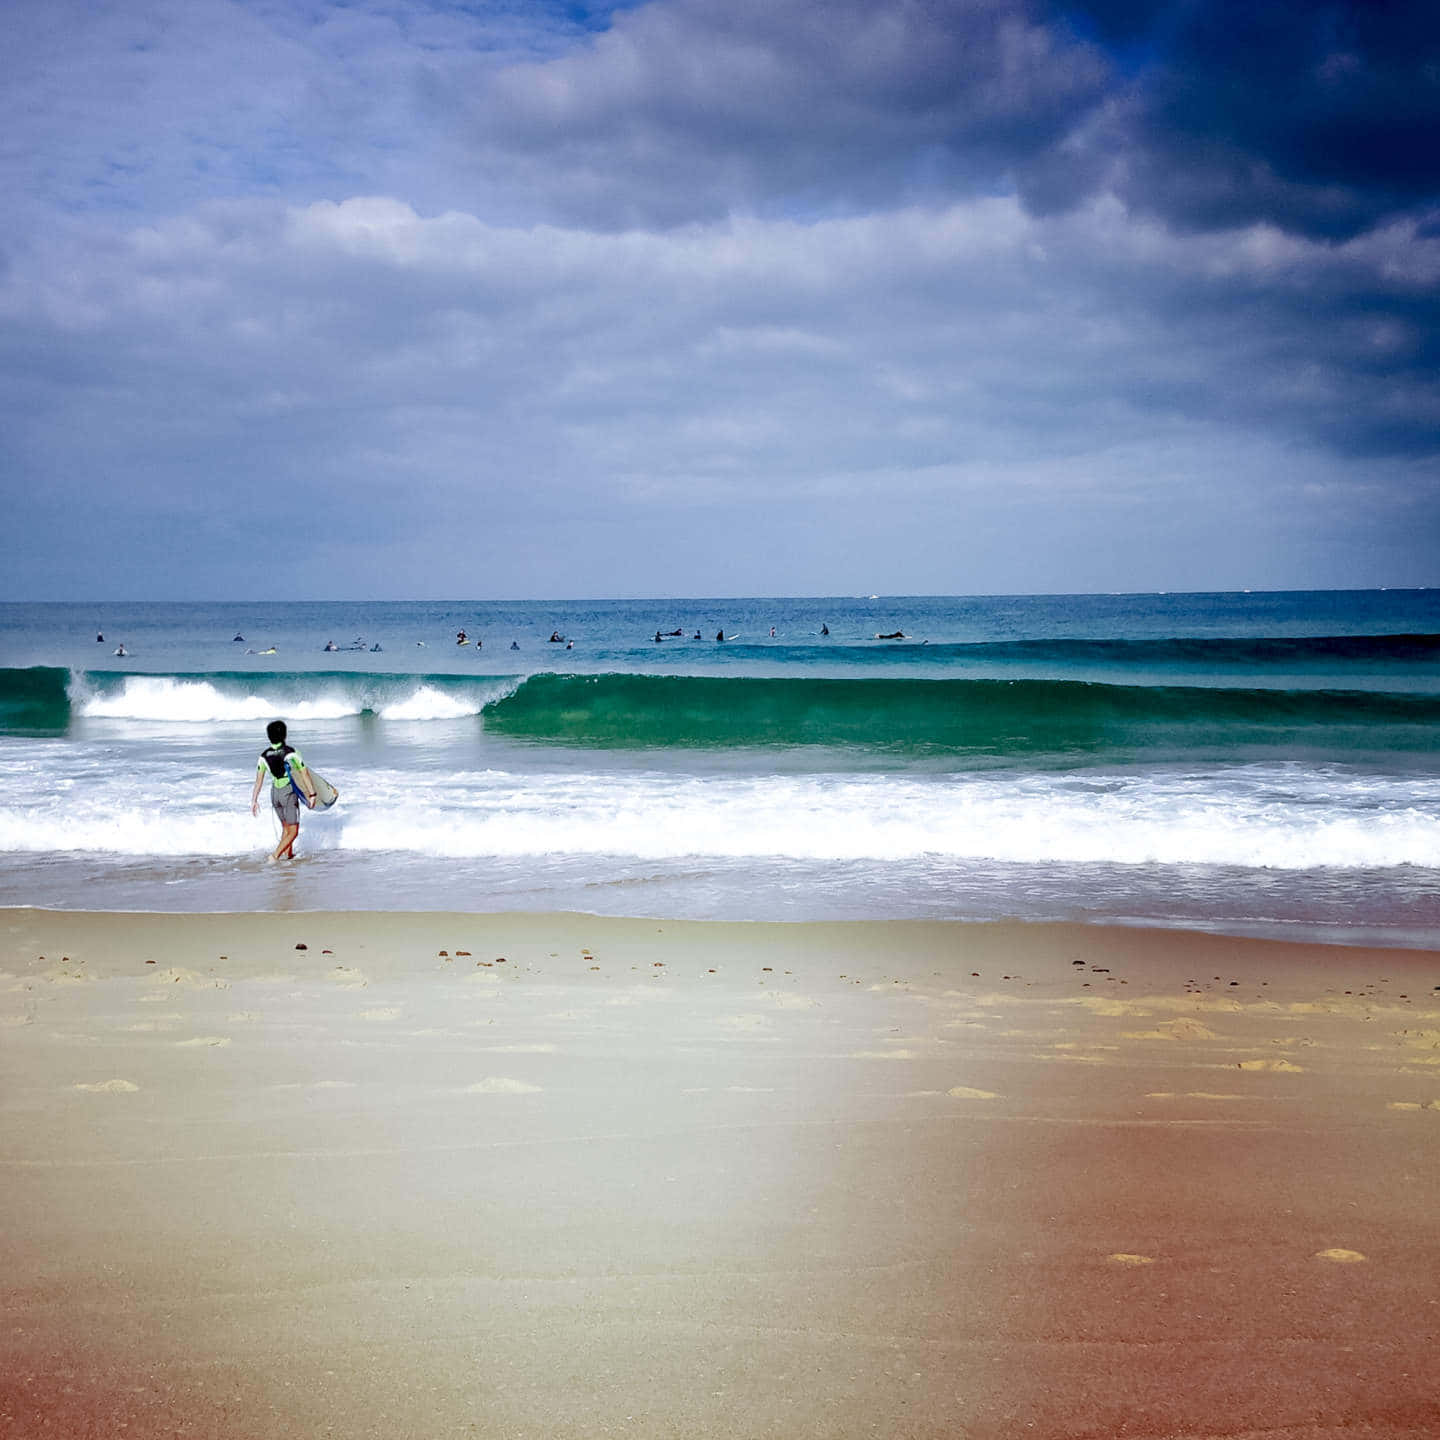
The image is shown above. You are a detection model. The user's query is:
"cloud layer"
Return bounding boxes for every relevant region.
[2,0,1437,597]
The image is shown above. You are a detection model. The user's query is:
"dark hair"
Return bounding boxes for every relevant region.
[266,720,287,744]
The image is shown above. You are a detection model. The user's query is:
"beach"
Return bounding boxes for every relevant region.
[5,908,1440,1438]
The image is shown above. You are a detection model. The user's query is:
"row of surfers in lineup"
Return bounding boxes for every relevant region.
[456,630,557,651]
[97,621,905,657]
[581,623,907,642]
[99,629,561,656]
[460,626,848,646]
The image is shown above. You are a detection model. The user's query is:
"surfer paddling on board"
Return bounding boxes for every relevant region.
[250,720,318,861]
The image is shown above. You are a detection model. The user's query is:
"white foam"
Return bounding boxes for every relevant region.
[69,675,496,724]
[376,685,485,721]
[4,759,1439,870]
[75,676,361,723]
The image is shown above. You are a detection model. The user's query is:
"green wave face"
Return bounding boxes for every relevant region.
[0,667,71,735]
[6,666,1439,761]
[481,672,1440,758]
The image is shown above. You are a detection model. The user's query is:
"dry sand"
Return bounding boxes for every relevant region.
[3,908,1440,1439]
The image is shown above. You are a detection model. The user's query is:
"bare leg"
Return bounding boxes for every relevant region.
[273,822,300,861]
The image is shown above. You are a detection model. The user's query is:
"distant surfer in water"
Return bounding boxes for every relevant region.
[875,631,906,640]
[250,719,317,862]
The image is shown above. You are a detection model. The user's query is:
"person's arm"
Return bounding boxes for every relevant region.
[250,763,265,816]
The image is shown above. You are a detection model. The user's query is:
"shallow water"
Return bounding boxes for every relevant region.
[4,592,1440,943]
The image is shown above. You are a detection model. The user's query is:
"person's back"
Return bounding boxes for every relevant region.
[250,719,316,861]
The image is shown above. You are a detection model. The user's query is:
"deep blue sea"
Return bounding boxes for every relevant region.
[4,593,1440,944]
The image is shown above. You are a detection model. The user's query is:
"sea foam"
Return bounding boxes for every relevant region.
[5,762,1438,870]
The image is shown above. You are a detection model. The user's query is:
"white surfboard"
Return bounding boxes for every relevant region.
[304,771,340,810]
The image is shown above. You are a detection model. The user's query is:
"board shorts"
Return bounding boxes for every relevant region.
[271,784,301,826]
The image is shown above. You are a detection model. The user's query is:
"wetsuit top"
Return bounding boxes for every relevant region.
[258,744,307,791]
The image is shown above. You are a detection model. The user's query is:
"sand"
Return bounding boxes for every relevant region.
[3,908,1440,1439]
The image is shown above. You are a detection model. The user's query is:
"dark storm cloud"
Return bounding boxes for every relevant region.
[450,0,1113,226]
[435,0,1440,244]
[1046,0,1440,239]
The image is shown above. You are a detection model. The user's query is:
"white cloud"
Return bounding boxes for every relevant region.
[3,186,1435,597]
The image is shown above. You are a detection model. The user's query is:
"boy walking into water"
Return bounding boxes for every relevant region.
[250,719,317,860]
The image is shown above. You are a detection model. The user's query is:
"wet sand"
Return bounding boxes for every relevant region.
[4,908,1440,1439]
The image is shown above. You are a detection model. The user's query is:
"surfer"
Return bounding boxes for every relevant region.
[113,644,128,657]
[715,630,725,642]
[250,719,317,862]
[233,633,244,642]
[324,641,338,652]
[875,631,906,640]
[549,631,563,643]
[821,624,829,636]
[456,630,468,646]
[96,632,104,642]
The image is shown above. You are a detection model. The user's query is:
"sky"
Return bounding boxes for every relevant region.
[3,0,1438,600]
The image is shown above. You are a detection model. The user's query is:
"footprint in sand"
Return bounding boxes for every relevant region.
[1107,1253,1156,1266]
[947,1086,1000,1100]
[1315,1248,1366,1263]
[1147,1091,1250,1100]
[1237,1058,1304,1072]
[1122,1018,1218,1041]
[324,967,368,989]
[149,968,230,990]
[175,1036,231,1048]
[74,1078,139,1093]
[462,1078,542,1095]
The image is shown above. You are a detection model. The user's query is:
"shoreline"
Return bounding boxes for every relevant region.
[8,903,1440,980]
[6,908,1440,1436]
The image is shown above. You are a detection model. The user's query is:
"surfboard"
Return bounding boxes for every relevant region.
[289,764,339,811]
[308,771,339,809]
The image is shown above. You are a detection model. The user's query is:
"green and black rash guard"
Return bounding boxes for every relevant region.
[258,744,307,793]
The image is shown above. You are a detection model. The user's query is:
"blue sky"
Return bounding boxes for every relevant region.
[3,0,1438,598]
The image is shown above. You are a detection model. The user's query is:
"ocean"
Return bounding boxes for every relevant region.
[3,592,1440,945]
